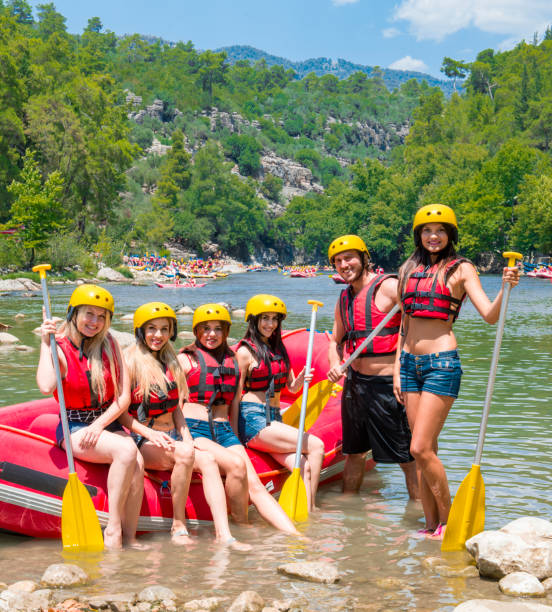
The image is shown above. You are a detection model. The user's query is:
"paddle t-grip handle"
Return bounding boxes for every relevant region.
[503,251,522,268]
[32,263,77,474]
[473,251,522,465]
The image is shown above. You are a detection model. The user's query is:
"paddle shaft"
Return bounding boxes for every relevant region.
[293,302,322,470]
[339,303,400,374]
[473,281,512,465]
[38,276,76,474]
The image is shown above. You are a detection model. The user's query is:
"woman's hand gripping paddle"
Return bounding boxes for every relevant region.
[33,264,104,552]
[442,251,522,552]
[283,304,401,430]
[279,300,323,522]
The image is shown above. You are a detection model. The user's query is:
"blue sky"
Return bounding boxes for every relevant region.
[29,0,552,77]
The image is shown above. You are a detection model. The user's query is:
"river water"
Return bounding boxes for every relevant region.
[0,271,551,610]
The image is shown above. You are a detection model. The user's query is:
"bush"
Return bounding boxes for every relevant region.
[0,237,26,268]
[115,265,133,279]
[44,232,96,274]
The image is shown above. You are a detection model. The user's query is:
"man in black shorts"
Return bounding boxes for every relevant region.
[327,235,418,498]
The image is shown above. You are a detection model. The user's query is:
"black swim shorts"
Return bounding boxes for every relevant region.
[341,370,413,463]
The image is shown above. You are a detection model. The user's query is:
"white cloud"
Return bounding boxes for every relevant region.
[388,55,428,72]
[382,27,400,38]
[332,0,359,5]
[393,0,552,43]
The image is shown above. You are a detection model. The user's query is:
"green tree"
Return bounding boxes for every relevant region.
[7,150,67,263]
[197,50,228,103]
[36,3,67,39]
[440,57,468,91]
[225,133,262,176]
[260,173,283,201]
[511,174,552,252]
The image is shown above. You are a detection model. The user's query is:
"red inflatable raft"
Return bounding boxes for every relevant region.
[154,281,206,288]
[0,329,374,539]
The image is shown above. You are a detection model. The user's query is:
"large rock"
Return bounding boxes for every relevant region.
[466,529,552,579]
[228,590,264,612]
[138,585,177,602]
[455,600,552,611]
[0,278,40,292]
[277,561,340,583]
[97,266,127,282]
[183,596,227,611]
[0,332,19,344]
[41,563,89,587]
[499,571,546,597]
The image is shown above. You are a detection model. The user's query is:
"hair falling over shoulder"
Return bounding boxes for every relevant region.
[59,309,120,403]
[125,327,188,404]
[244,314,290,371]
[398,225,471,300]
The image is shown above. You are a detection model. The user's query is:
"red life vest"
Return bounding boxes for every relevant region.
[238,338,288,393]
[184,345,239,408]
[129,366,179,421]
[54,335,117,411]
[339,274,401,357]
[402,259,465,321]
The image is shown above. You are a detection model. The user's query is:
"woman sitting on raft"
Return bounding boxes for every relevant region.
[122,302,248,548]
[233,294,325,511]
[394,204,520,540]
[36,285,144,550]
[178,303,299,536]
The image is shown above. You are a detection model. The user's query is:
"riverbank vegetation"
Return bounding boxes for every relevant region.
[0,2,551,271]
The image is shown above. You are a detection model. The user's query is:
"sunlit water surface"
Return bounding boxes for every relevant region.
[0,272,550,610]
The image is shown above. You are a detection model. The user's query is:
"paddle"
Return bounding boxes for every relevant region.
[33,264,104,552]
[279,300,323,522]
[283,304,401,430]
[441,251,522,552]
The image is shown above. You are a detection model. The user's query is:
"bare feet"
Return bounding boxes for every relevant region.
[171,528,194,546]
[103,528,123,550]
[217,537,252,552]
[124,538,151,550]
[426,523,446,541]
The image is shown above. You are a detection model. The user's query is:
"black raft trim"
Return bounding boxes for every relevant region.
[0,461,98,498]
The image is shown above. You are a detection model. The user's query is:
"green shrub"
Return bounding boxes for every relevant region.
[44,232,96,274]
[0,237,26,268]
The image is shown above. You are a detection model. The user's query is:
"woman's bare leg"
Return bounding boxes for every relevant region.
[228,445,300,535]
[405,391,454,528]
[70,429,140,550]
[247,422,325,510]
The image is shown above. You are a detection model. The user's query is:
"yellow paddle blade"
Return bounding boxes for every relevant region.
[441,464,485,552]
[62,473,104,552]
[283,380,337,429]
[279,468,308,522]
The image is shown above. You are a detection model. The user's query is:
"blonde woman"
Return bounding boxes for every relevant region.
[36,285,144,550]
[122,302,248,549]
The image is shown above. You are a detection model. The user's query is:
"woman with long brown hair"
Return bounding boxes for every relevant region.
[394,204,519,540]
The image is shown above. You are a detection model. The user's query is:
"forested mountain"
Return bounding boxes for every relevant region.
[217,45,455,95]
[0,1,551,272]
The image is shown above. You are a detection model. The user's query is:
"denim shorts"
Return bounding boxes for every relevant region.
[400,350,463,398]
[186,418,241,448]
[131,427,182,448]
[55,419,124,446]
[238,400,282,445]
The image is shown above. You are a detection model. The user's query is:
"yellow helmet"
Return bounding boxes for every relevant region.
[133,302,177,341]
[192,303,231,331]
[67,284,114,320]
[245,294,287,321]
[413,204,458,230]
[328,235,370,263]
